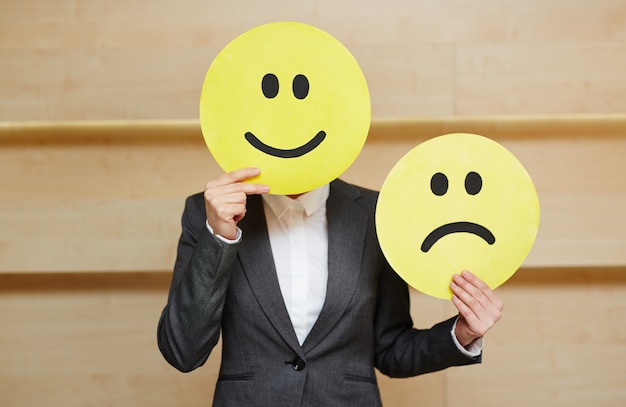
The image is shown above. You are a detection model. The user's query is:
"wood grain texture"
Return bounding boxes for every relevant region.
[1,268,624,407]
[1,0,626,120]
[1,116,624,272]
[0,272,215,406]
[445,267,626,407]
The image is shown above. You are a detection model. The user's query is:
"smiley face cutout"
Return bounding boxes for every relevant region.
[199,22,371,195]
[376,133,540,299]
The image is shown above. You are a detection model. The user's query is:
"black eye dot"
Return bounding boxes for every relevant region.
[430,172,448,196]
[262,73,279,98]
[465,171,482,195]
[292,74,309,99]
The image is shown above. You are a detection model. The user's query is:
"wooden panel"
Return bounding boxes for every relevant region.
[445,267,626,407]
[2,1,625,49]
[0,47,217,121]
[0,272,216,406]
[0,200,181,272]
[350,43,456,116]
[1,267,624,407]
[1,1,626,119]
[0,121,215,202]
[444,1,626,43]
[1,116,624,272]
[456,43,626,114]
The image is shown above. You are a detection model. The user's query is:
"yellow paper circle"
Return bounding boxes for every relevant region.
[199,22,371,195]
[376,133,540,299]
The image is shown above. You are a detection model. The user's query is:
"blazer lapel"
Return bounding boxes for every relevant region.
[237,194,303,356]
[303,180,368,353]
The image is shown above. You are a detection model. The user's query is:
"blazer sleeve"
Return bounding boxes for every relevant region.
[157,193,239,372]
[373,259,481,378]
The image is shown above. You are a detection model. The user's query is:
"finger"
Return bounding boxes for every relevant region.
[452,294,493,340]
[451,293,485,338]
[458,270,503,312]
[451,293,473,319]
[452,271,494,309]
[451,273,487,310]
[450,280,482,321]
[451,274,503,331]
[451,281,500,335]
[206,171,269,198]
[213,201,247,223]
[209,191,248,210]
[206,182,269,200]
[211,167,262,188]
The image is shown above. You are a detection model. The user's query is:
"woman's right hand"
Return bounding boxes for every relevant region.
[203,167,269,240]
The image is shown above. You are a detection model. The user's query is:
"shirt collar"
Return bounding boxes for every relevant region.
[262,183,330,219]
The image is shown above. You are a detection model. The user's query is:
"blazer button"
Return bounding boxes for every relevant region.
[291,358,306,371]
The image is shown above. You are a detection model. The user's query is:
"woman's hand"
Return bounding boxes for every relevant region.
[204,167,269,240]
[450,270,504,347]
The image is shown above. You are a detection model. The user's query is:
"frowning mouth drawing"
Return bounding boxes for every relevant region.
[421,221,495,252]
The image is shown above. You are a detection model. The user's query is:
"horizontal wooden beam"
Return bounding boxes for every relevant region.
[2,114,626,144]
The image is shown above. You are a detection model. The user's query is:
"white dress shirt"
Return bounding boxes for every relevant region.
[262,184,329,345]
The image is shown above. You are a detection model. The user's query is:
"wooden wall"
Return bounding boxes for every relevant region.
[1,0,626,120]
[1,1,626,406]
[2,118,625,407]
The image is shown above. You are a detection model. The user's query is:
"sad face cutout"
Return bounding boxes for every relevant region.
[199,22,371,195]
[376,133,540,299]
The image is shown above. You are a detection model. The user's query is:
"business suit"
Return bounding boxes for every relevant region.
[158,179,480,406]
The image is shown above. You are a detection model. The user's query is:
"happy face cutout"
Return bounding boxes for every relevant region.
[199,22,371,195]
[376,133,540,299]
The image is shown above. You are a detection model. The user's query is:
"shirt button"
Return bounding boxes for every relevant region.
[292,358,306,371]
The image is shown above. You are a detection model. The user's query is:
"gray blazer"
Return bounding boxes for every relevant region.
[158,179,479,407]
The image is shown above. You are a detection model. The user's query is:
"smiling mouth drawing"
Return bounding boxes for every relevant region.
[421,221,495,252]
[244,131,326,158]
